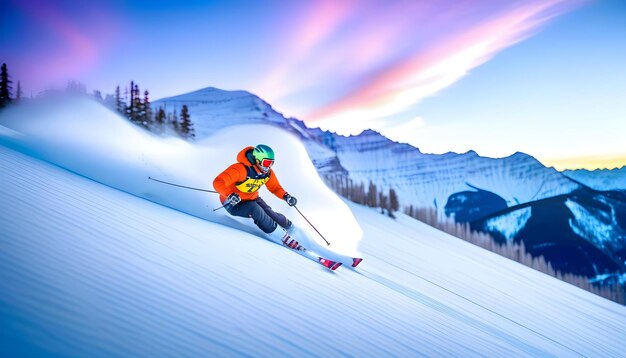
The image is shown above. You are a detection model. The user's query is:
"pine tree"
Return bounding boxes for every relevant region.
[389,188,399,213]
[179,105,194,139]
[0,63,13,108]
[93,90,103,102]
[155,107,166,126]
[379,192,388,214]
[367,181,377,207]
[126,82,133,119]
[357,183,366,204]
[129,81,134,105]
[115,86,124,115]
[172,109,179,132]
[143,90,152,127]
[66,80,86,93]
[137,87,146,126]
[16,81,22,102]
[132,83,141,124]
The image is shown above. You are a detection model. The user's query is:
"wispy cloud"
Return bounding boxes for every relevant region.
[259,0,582,133]
[10,0,118,90]
[254,0,358,101]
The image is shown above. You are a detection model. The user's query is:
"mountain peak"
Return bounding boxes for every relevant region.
[151,86,289,139]
[509,151,531,159]
[156,86,259,102]
[360,129,381,136]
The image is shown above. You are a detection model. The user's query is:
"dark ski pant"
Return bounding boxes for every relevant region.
[225,197,291,233]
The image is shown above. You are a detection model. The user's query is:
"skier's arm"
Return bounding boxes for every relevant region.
[213,163,247,197]
[266,169,287,200]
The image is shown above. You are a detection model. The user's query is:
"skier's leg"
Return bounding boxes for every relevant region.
[226,200,278,234]
[255,197,307,250]
[255,197,292,229]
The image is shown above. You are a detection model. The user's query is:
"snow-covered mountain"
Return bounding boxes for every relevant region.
[312,129,626,278]
[474,189,626,277]
[153,87,580,208]
[2,97,626,356]
[152,87,291,138]
[564,166,626,191]
[314,129,580,210]
[151,87,626,281]
[153,87,346,174]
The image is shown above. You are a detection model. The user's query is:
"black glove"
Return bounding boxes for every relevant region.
[284,193,297,207]
[227,193,241,205]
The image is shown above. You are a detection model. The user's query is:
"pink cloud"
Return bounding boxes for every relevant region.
[11,0,115,91]
[303,1,442,83]
[255,0,358,100]
[254,1,449,116]
[304,0,583,129]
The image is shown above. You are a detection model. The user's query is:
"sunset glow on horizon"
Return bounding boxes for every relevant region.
[542,155,626,172]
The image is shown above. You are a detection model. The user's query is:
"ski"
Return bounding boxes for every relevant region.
[318,257,342,271]
[351,257,363,267]
[280,232,342,270]
[279,229,362,271]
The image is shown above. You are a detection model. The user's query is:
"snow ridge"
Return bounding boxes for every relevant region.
[324,129,580,209]
[564,166,626,191]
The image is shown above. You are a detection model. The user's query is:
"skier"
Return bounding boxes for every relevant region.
[213,144,302,250]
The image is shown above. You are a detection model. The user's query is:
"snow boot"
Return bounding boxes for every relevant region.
[282,233,304,251]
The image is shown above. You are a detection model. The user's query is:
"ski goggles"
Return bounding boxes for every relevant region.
[259,159,274,168]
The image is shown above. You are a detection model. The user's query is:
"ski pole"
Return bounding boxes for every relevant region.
[148,177,218,194]
[213,205,227,212]
[293,205,331,246]
[213,195,240,212]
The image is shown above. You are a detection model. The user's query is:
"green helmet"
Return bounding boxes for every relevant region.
[252,144,275,172]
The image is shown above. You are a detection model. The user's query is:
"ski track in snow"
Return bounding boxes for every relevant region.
[2,145,626,357]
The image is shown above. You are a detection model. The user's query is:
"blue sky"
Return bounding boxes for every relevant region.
[391,0,626,169]
[2,0,625,169]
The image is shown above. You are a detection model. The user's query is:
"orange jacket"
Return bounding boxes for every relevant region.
[213,146,287,203]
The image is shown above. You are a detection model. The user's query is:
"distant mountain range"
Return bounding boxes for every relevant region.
[564,167,626,191]
[154,87,626,281]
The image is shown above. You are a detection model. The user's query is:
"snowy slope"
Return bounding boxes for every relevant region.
[3,142,626,357]
[0,97,361,257]
[2,97,626,356]
[564,166,626,191]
